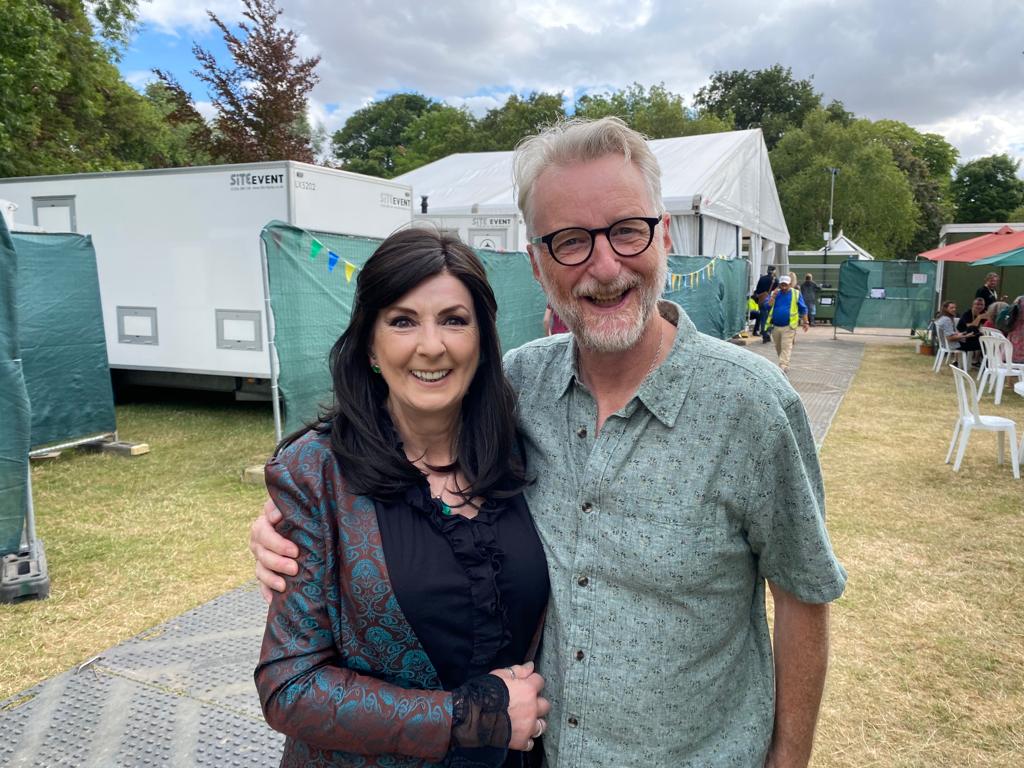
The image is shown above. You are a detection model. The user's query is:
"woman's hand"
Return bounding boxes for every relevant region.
[491,662,550,751]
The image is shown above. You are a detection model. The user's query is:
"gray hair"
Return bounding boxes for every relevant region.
[986,272,999,280]
[512,116,663,235]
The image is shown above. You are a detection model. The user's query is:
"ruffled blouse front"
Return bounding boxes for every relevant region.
[375,481,549,691]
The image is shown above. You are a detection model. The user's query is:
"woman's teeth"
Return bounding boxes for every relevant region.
[412,370,451,382]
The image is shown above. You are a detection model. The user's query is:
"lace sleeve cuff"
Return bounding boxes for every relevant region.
[450,673,511,750]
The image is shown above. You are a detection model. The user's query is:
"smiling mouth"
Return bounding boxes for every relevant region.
[584,288,631,307]
[411,369,452,382]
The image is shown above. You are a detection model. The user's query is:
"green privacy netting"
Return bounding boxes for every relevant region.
[0,216,31,555]
[834,260,938,331]
[664,255,749,340]
[12,232,116,448]
[263,222,751,434]
[263,222,547,435]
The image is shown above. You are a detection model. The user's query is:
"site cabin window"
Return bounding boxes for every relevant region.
[117,306,159,345]
[216,309,263,352]
[32,196,77,232]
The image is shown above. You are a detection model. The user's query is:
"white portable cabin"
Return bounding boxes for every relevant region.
[0,162,412,391]
[394,128,789,285]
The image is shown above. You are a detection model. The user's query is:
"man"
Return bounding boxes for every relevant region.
[801,273,821,326]
[765,275,810,375]
[975,272,1000,308]
[252,117,846,767]
[753,265,778,342]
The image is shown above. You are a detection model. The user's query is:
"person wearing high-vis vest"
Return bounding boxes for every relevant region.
[765,274,809,374]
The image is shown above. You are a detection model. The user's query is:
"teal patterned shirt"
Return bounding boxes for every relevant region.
[503,301,847,768]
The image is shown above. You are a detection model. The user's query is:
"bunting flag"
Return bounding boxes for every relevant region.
[344,261,357,283]
[667,257,727,291]
[310,239,324,260]
[327,250,339,272]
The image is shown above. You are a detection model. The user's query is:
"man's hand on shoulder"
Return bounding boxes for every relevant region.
[250,498,299,602]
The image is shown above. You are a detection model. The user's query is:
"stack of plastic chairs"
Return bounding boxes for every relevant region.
[977,335,1024,405]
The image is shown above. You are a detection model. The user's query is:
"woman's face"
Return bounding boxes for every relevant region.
[370,272,480,426]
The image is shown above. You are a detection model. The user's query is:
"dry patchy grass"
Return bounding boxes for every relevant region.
[0,395,276,700]
[815,345,1024,767]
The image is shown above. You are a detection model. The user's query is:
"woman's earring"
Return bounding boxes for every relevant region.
[370,362,381,374]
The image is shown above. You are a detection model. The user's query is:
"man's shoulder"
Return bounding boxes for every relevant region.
[683,332,800,411]
[504,335,572,387]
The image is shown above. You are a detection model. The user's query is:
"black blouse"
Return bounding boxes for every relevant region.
[376,482,549,692]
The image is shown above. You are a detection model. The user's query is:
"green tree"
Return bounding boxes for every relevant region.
[952,154,1024,223]
[873,120,958,255]
[0,0,195,177]
[1009,204,1024,222]
[392,105,477,176]
[141,81,215,167]
[770,110,918,258]
[158,0,320,164]
[575,82,730,138]
[473,92,566,151]
[694,65,822,149]
[332,93,438,177]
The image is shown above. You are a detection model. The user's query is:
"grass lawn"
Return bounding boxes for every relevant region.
[815,345,1024,767]
[0,391,276,701]
[1,346,1022,765]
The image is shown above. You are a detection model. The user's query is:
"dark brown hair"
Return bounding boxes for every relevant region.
[279,228,526,501]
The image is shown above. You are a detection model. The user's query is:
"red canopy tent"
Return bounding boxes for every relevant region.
[920,225,1024,262]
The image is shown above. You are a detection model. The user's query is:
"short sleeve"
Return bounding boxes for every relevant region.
[743,398,847,604]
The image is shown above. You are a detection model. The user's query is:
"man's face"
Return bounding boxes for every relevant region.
[526,154,670,353]
[779,282,791,293]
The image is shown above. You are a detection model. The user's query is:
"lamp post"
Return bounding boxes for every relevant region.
[823,167,839,258]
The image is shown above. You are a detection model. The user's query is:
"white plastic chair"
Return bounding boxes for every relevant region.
[977,335,1024,405]
[976,327,1003,382]
[933,325,968,374]
[946,366,1020,479]
[979,326,1004,337]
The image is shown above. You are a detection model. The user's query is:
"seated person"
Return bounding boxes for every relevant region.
[935,300,971,365]
[956,297,986,354]
[982,301,1008,330]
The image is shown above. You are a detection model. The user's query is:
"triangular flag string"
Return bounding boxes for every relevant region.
[667,256,727,291]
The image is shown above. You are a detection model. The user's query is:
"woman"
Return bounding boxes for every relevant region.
[255,229,550,768]
[955,296,986,355]
[934,300,970,361]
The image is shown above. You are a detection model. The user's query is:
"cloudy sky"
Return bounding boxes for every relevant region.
[119,0,1024,175]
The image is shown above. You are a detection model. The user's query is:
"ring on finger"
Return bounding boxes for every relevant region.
[525,738,534,751]
[506,666,517,680]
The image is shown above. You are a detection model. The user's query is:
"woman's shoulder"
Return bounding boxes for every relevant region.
[272,428,334,473]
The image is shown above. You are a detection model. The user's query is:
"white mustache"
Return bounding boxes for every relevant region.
[572,274,641,299]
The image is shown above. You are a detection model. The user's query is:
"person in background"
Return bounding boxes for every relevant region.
[801,273,821,326]
[975,272,1001,308]
[252,117,846,768]
[748,294,763,337]
[543,304,569,335]
[254,229,550,768]
[982,301,1008,329]
[765,274,809,375]
[753,265,778,342]
[934,300,970,365]
[1004,295,1024,363]
[956,296,985,361]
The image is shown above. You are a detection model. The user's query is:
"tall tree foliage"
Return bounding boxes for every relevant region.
[158,0,320,164]
[694,65,822,149]
[332,93,439,177]
[473,92,567,151]
[952,154,1024,223]
[392,105,477,176]
[770,110,918,258]
[0,0,195,177]
[575,83,730,138]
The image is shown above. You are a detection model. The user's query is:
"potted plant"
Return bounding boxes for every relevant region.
[913,329,934,355]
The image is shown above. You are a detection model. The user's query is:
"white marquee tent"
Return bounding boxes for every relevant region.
[395,128,789,284]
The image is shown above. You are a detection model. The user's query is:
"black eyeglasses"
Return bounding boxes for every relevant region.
[530,216,661,266]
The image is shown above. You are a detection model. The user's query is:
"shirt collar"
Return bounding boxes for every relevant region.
[557,300,698,428]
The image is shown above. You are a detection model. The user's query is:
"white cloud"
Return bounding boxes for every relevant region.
[137,0,244,35]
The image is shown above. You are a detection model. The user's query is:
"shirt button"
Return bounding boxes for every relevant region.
[575,650,585,661]
[581,502,592,513]
[567,716,579,728]
[577,576,589,587]
[577,426,587,438]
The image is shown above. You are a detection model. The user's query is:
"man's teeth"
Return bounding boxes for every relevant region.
[588,292,626,305]
[412,370,451,382]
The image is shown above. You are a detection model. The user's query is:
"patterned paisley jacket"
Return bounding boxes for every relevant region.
[255,431,457,768]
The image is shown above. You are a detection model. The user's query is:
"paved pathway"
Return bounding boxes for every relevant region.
[0,326,891,767]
